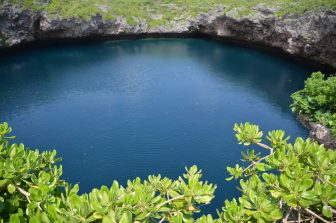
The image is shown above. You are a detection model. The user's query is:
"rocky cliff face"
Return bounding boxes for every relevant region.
[201,10,336,69]
[0,4,38,46]
[1,3,336,68]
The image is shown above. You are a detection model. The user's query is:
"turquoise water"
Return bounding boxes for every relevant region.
[0,38,313,213]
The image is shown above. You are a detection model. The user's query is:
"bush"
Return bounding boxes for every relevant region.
[291,72,336,135]
[0,121,335,222]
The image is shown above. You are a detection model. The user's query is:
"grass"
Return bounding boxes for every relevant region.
[5,0,336,27]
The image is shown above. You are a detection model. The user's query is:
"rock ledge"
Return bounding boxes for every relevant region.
[1,3,336,69]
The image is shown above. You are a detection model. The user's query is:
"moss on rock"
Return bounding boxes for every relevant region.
[5,0,336,27]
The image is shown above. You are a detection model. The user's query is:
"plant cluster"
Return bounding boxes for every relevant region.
[291,72,336,136]
[0,121,335,222]
[224,122,336,222]
[0,123,217,222]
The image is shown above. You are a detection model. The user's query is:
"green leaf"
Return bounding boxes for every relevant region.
[299,179,314,191]
[329,198,336,207]
[7,184,16,194]
[255,163,272,171]
[171,213,183,223]
[226,176,234,181]
[280,174,291,190]
[269,190,282,198]
[322,205,332,218]
[120,212,132,223]
[93,212,103,219]
[9,214,20,223]
[29,216,40,223]
[301,191,316,200]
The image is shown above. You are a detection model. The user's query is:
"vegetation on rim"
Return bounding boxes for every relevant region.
[291,72,336,136]
[0,120,335,222]
[3,0,336,27]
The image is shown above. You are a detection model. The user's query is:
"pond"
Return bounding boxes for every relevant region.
[0,38,313,214]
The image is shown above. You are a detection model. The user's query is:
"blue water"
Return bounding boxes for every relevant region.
[0,38,313,214]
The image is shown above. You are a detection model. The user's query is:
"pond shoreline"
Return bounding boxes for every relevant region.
[1,3,336,70]
[1,2,335,148]
[0,34,335,74]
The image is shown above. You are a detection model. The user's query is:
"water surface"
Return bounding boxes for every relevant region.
[0,38,313,213]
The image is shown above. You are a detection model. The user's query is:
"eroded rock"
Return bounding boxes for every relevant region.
[0,2,335,68]
[298,114,336,149]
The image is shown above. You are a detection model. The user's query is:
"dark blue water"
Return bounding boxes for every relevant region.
[0,38,313,214]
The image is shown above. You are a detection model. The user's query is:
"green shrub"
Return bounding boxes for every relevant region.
[0,121,335,222]
[291,72,336,135]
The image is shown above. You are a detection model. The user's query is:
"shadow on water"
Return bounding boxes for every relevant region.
[0,38,315,215]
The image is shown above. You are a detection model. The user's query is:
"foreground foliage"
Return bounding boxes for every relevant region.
[0,121,335,222]
[291,72,336,136]
[4,0,336,26]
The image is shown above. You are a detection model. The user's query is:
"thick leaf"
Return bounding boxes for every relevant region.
[322,205,333,218]
[7,184,16,194]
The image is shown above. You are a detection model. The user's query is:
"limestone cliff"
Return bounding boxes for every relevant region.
[1,3,335,68]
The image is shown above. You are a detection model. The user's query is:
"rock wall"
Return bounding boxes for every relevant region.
[1,3,336,68]
[0,4,38,46]
[201,10,336,69]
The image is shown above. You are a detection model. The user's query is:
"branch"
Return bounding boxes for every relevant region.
[318,177,336,188]
[240,141,275,174]
[283,207,293,223]
[145,195,185,218]
[287,219,311,223]
[242,151,275,173]
[159,216,166,223]
[16,186,31,203]
[156,195,185,210]
[256,142,274,153]
[15,186,42,211]
[304,208,330,223]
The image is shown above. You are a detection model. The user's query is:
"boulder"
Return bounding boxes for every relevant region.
[310,123,336,149]
[298,114,336,149]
